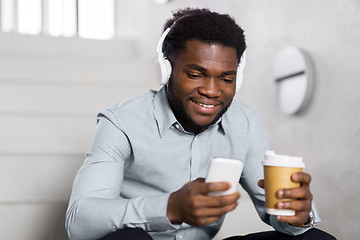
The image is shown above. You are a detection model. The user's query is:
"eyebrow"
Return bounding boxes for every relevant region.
[185,64,237,76]
[185,64,207,73]
[221,70,237,76]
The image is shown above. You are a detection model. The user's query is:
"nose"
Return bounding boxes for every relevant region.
[198,78,220,98]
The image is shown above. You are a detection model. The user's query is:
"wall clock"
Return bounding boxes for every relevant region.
[273,46,314,115]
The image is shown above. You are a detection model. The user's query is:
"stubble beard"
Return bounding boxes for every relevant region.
[165,83,232,133]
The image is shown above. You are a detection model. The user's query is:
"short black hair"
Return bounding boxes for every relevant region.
[162,8,246,64]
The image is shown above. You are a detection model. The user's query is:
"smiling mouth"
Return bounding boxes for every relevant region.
[192,100,219,109]
[197,102,215,108]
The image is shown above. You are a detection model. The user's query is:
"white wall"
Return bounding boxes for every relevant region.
[1,0,359,239]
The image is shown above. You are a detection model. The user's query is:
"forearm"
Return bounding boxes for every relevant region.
[65,197,128,240]
[65,154,181,240]
[65,193,176,240]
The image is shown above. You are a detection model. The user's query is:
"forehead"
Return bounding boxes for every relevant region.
[177,39,238,69]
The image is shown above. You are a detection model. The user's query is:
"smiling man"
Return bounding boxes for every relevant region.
[65,8,336,240]
[166,39,238,134]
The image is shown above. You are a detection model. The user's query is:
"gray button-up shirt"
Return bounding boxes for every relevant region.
[66,87,319,240]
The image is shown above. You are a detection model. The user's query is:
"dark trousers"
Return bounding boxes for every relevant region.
[223,228,336,240]
[101,228,336,240]
[100,227,153,240]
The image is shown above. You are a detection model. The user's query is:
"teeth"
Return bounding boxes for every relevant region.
[198,102,215,108]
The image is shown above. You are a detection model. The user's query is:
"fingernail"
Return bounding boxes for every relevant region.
[292,172,300,181]
[278,202,284,209]
[278,190,284,198]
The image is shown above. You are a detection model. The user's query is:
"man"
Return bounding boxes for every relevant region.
[65,8,336,240]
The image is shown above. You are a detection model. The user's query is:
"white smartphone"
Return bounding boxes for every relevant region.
[205,157,244,196]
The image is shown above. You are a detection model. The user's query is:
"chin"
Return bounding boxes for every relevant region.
[193,119,214,128]
[192,116,219,129]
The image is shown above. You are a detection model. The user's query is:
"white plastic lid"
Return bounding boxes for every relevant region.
[266,208,296,216]
[263,151,305,168]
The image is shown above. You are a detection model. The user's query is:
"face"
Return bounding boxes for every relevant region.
[167,39,238,134]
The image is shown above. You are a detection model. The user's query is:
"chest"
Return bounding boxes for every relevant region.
[123,124,248,193]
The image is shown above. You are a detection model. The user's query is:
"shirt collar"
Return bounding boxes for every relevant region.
[152,86,178,138]
[152,86,226,137]
[217,118,226,135]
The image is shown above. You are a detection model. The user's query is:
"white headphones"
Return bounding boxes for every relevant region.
[156,27,246,92]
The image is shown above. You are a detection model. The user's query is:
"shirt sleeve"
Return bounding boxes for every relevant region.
[240,110,321,236]
[268,203,321,235]
[65,109,179,240]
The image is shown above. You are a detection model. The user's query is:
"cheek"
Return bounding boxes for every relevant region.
[171,81,194,99]
[221,87,235,101]
[227,84,236,96]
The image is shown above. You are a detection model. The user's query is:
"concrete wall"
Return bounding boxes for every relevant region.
[1,0,359,239]
[116,1,360,239]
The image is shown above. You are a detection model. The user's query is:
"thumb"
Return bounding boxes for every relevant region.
[258,179,264,189]
[193,178,205,183]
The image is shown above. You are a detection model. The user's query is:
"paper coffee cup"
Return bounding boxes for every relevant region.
[263,151,305,216]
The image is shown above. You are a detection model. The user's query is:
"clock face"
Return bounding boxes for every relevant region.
[273,46,314,115]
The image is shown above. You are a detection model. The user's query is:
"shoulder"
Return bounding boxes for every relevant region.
[223,100,266,135]
[226,100,262,123]
[109,90,156,114]
[224,100,269,151]
[97,90,157,126]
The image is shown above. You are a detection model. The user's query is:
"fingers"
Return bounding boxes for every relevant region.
[206,182,232,194]
[167,179,240,226]
[274,172,313,226]
[275,198,312,226]
[186,195,239,226]
[183,192,239,226]
[187,179,239,202]
[277,187,312,200]
[192,178,231,195]
[192,198,239,217]
[200,192,240,208]
[277,172,312,200]
[276,180,313,213]
[186,190,239,212]
[258,172,311,190]
[277,199,312,212]
[291,172,311,186]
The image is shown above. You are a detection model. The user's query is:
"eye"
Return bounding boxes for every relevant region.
[220,77,234,83]
[187,72,203,79]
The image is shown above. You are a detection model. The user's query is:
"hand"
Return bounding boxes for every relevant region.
[258,172,313,227]
[167,178,240,226]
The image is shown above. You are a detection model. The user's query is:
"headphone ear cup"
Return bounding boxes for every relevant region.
[235,66,244,92]
[156,27,172,85]
[158,57,172,85]
[163,58,172,84]
[235,52,246,92]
